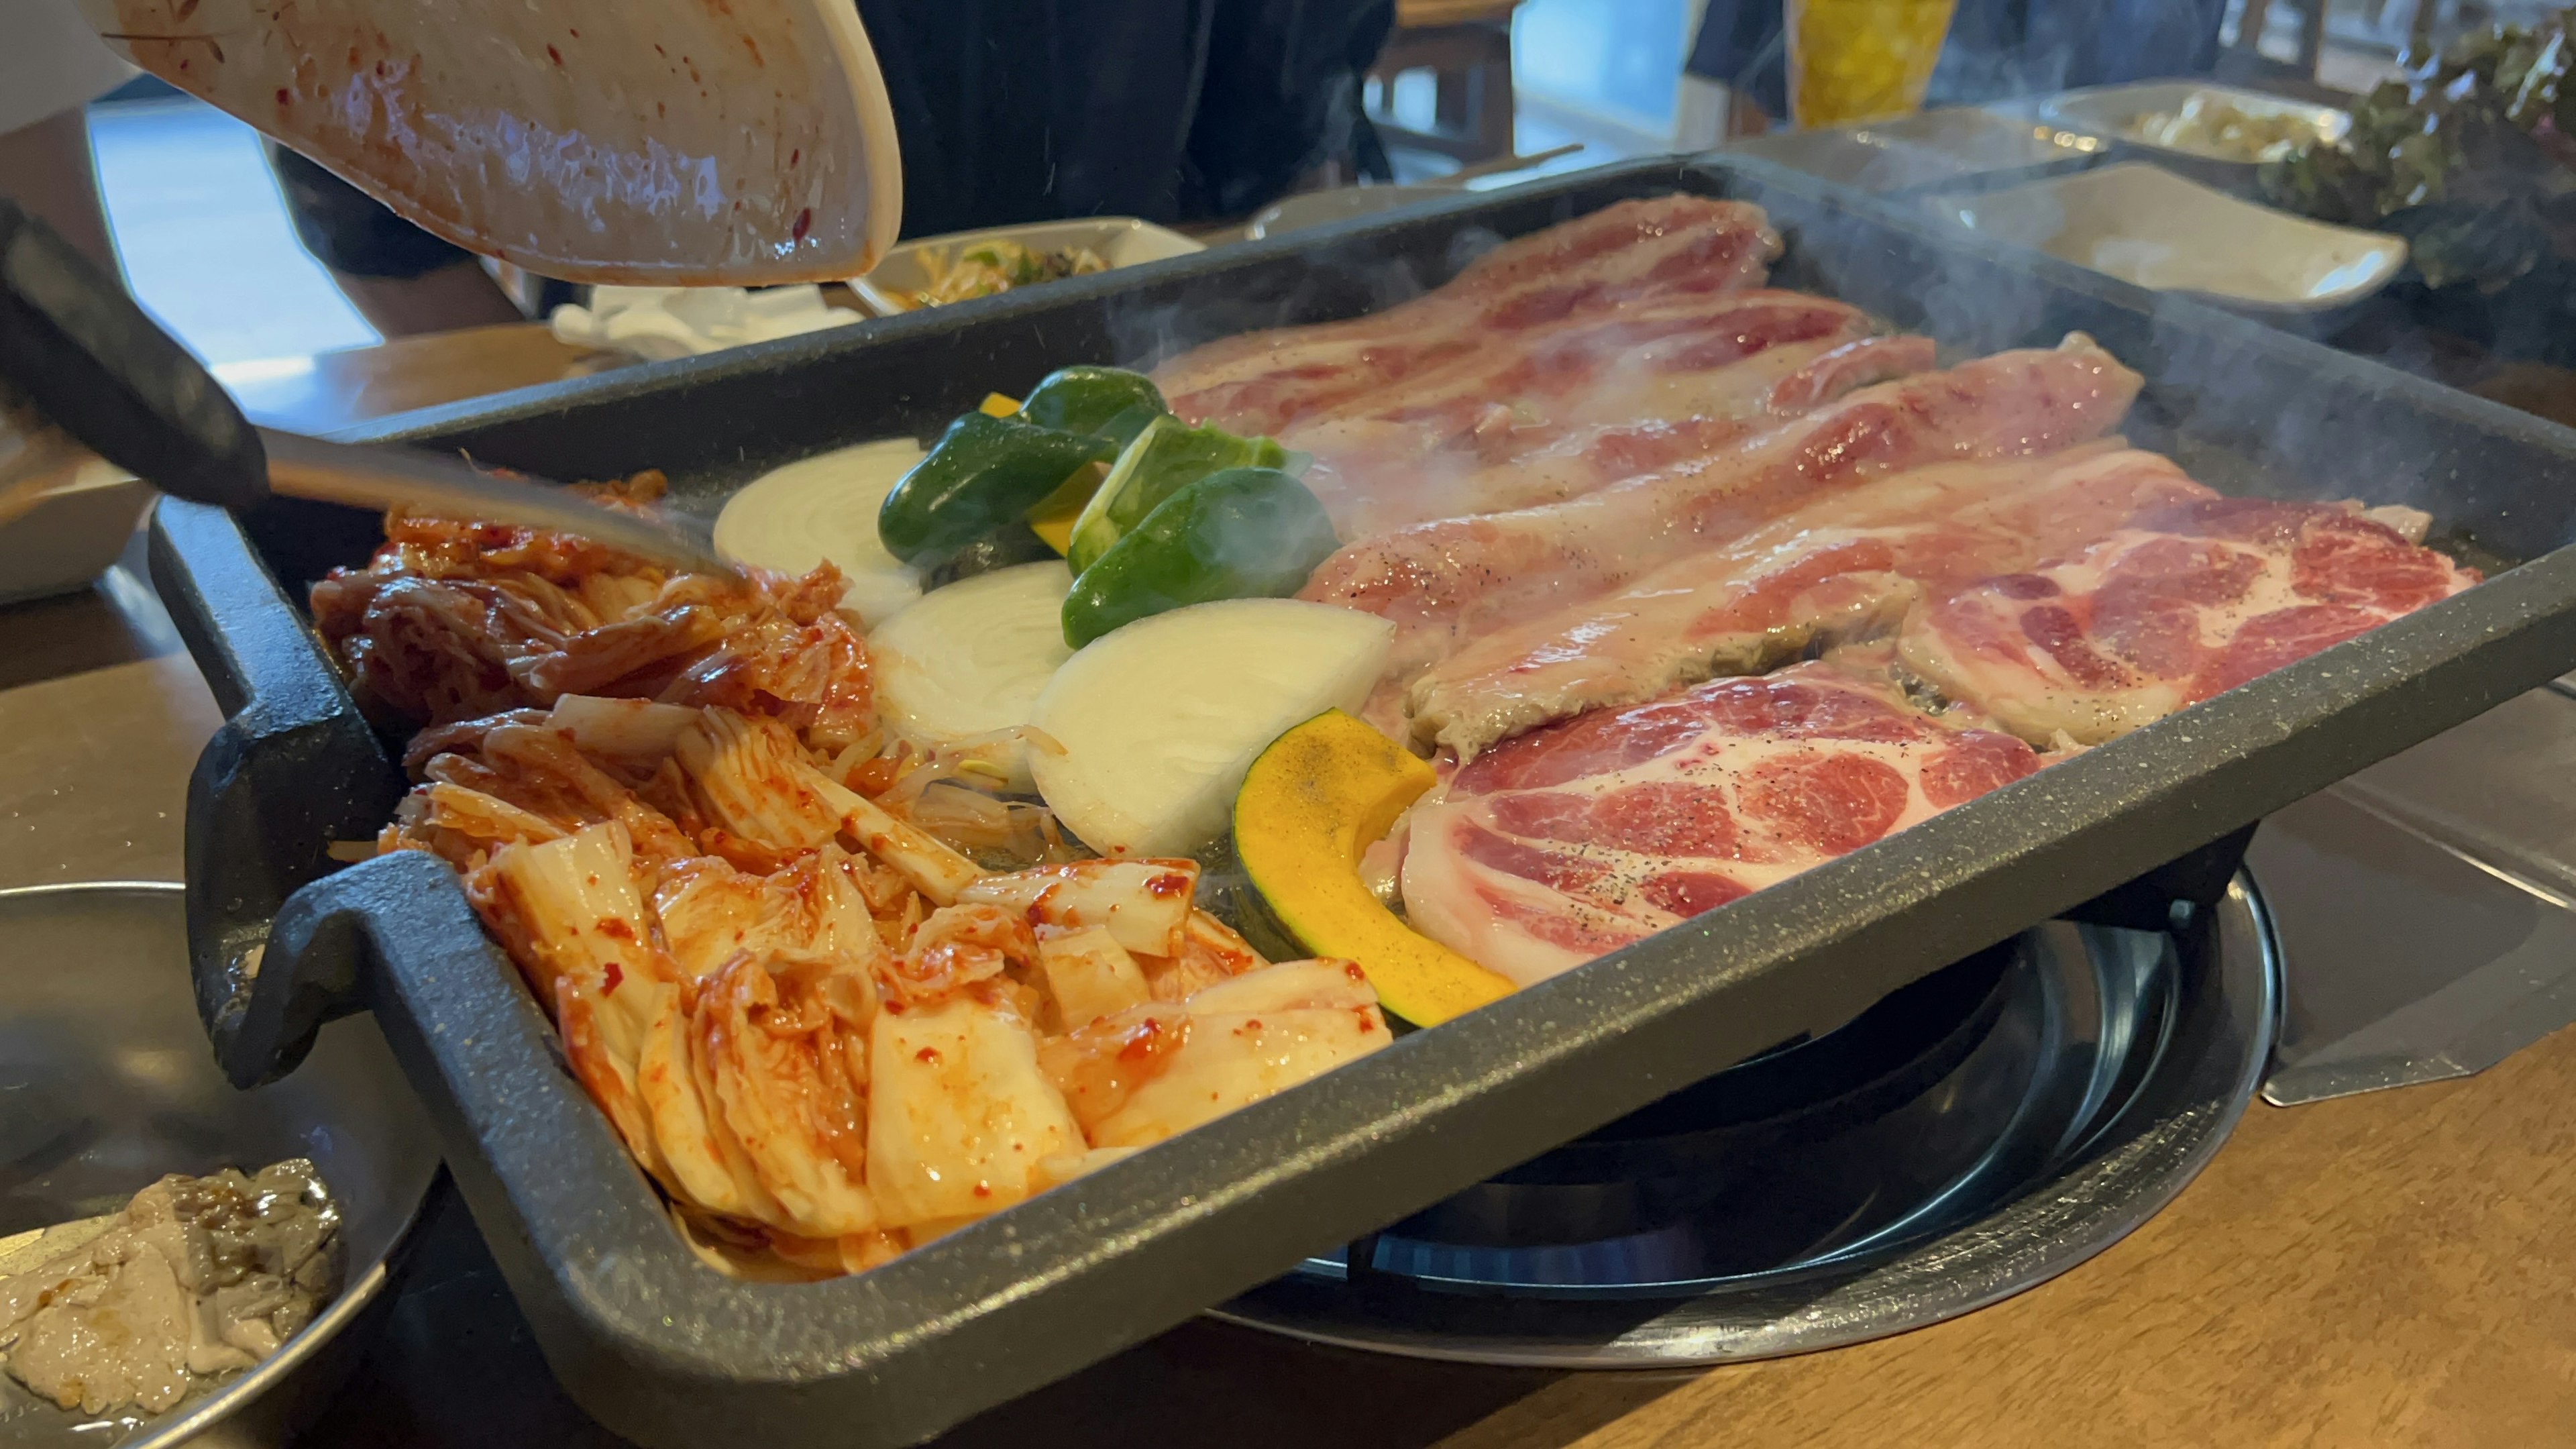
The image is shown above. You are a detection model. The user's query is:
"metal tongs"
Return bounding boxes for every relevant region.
[0,199,731,575]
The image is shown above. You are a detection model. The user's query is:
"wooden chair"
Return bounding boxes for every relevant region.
[1366,0,1523,164]
[2226,0,2331,80]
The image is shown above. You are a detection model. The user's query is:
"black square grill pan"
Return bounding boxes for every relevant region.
[146,156,2576,1447]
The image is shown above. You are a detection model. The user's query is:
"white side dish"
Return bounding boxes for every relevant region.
[2037,80,2349,164]
[851,219,1205,317]
[1937,163,2406,312]
[0,455,148,606]
[548,284,863,363]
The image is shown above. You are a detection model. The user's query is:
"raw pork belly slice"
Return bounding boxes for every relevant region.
[1401,663,2041,985]
[1288,315,1939,535]
[1900,496,2480,745]
[1406,446,2211,756]
[1301,290,1878,437]
[1157,197,1782,435]
[1764,333,1941,413]
[1301,334,2145,684]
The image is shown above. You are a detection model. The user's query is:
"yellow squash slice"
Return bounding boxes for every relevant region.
[1234,710,1515,1026]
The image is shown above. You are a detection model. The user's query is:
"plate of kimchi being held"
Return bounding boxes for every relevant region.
[305,193,2479,1281]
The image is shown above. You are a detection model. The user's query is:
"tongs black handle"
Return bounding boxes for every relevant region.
[0,197,271,511]
[0,198,736,574]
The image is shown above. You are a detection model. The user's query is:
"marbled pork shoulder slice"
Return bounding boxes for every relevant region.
[1399,663,2042,985]
[1301,334,2146,684]
[1407,445,2211,757]
[1898,496,2480,745]
[1156,196,1782,435]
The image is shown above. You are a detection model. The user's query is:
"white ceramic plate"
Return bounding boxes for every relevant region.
[1937,162,2406,313]
[852,218,1205,315]
[2039,80,2349,166]
[0,456,148,606]
[1246,184,1456,239]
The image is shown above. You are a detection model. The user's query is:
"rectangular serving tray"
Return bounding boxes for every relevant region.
[148,156,2576,1447]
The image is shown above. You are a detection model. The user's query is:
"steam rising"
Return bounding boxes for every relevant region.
[1103,231,1501,372]
[1100,169,2539,610]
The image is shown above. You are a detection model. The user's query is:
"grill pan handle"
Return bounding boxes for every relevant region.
[209,849,499,1087]
[149,503,411,1075]
[219,858,377,1086]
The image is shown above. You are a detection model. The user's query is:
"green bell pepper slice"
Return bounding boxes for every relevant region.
[1065,417,1290,574]
[1019,366,1170,446]
[1061,467,1341,648]
[877,413,1115,565]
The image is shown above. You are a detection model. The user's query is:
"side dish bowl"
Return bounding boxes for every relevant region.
[852,218,1205,315]
[2037,80,2351,195]
[0,458,149,606]
[0,883,439,1449]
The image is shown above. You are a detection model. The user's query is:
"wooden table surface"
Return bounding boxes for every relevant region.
[197,321,2576,1448]
[211,323,612,434]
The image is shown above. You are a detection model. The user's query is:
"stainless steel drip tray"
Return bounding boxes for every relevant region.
[1214,875,2279,1366]
[2255,682,2576,1106]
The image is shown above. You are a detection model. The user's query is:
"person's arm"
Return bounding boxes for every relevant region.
[325,260,527,338]
[263,143,523,337]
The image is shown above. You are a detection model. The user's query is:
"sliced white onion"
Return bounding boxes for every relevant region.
[870,561,1074,789]
[713,437,926,626]
[1028,598,1395,858]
